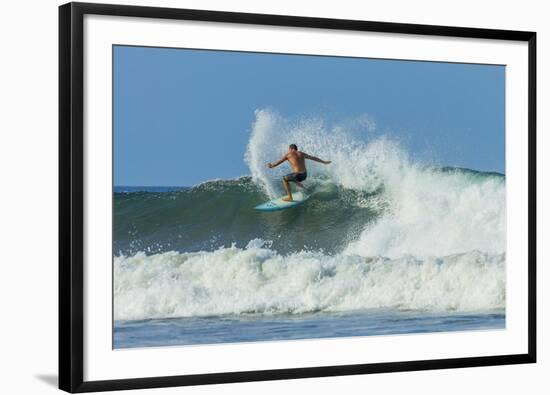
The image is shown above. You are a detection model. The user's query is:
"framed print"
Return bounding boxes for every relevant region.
[59,2,537,392]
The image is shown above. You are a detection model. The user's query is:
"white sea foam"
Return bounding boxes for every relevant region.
[344,165,505,258]
[114,240,505,321]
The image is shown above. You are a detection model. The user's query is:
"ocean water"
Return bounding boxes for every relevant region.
[115,310,504,348]
[113,109,506,348]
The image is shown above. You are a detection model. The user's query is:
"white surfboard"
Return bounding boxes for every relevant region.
[254,191,309,211]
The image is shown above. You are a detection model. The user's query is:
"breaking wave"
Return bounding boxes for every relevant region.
[114,109,505,320]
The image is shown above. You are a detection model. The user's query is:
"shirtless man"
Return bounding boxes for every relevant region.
[267,144,331,202]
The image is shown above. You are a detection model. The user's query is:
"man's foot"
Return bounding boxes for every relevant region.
[282,196,293,202]
[295,181,304,188]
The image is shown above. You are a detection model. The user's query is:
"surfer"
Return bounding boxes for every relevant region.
[267,144,331,201]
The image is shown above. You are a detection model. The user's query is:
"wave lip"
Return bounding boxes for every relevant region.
[114,241,505,321]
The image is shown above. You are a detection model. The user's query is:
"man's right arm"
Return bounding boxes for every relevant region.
[268,155,288,168]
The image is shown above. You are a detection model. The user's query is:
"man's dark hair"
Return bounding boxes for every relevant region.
[289,144,298,151]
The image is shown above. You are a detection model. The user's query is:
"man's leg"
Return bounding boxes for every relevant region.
[282,176,293,201]
[295,181,304,188]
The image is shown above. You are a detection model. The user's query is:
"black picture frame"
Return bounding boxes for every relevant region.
[59,2,537,393]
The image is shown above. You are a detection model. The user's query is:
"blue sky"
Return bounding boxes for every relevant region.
[114,45,505,186]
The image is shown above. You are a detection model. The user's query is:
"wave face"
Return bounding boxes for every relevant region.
[114,109,506,320]
[114,177,380,255]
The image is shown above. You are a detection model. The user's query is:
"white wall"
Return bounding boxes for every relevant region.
[0,0,547,393]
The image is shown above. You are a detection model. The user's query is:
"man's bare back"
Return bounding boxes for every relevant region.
[286,150,307,173]
[267,144,331,202]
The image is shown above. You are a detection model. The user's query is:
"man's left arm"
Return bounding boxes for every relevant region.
[303,153,331,165]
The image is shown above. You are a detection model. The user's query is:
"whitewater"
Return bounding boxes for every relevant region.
[113,109,505,346]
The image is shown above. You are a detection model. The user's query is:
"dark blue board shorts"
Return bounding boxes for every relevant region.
[284,172,307,182]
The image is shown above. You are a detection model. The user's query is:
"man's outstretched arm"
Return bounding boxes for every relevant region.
[267,155,288,168]
[303,153,331,165]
